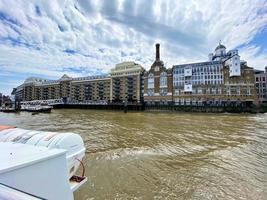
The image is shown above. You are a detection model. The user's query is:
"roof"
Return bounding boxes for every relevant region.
[111,62,144,76]
[24,77,49,84]
[254,69,264,74]
[59,74,71,80]
[215,43,226,51]
[173,60,222,68]
[0,142,66,174]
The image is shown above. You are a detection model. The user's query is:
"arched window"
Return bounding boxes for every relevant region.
[160,72,167,87]
[148,73,154,89]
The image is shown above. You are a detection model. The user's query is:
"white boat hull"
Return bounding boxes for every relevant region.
[0,127,86,179]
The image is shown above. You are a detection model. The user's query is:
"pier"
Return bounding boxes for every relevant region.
[17,99,266,113]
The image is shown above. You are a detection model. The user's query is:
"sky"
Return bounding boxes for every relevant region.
[0,0,267,95]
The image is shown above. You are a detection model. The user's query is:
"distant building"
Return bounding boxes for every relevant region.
[110,61,145,103]
[14,43,259,108]
[0,94,12,107]
[0,93,2,106]
[254,67,267,104]
[15,75,111,103]
[70,75,110,103]
[15,62,144,104]
[173,43,258,106]
[144,44,173,105]
[173,60,223,105]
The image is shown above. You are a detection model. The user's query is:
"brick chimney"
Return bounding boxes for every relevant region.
[156,43,160,61]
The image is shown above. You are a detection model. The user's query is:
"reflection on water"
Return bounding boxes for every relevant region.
[1,110,267,199]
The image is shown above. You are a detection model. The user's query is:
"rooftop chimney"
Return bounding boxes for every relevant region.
[156,43,160,61]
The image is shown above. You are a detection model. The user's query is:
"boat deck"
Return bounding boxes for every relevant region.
[0,183,43,200]
[0,142,66,174]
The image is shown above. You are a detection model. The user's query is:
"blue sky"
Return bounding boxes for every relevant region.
[0,0,267,95]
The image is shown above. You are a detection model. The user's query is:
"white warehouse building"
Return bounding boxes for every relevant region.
[172,43,257,106]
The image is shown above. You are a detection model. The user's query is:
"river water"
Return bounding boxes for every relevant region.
[0,110,266,200]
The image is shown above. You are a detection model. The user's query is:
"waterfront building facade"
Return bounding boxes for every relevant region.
[15,77,45,101]
[110,62,145,103]
[15,75,112,104]
[15,62,144,104]
[143,44,173,105]
[254,67,267,104]
[173,61,223,105]
[70,75,110,103]
[14,43,259,108]
[173,44,258,106]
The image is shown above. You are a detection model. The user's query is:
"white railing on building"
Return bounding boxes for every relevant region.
[21,99,63,106]
[20,99,109,106]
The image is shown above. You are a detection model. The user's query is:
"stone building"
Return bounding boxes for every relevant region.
[144,44,173,105]
[14,43,259,108]
[254,67,267,104]
[15,62,144,104]
[15,78,45,101]
[15,75,110,103]
[173,44,258,106]
[222,63,257,106]
[110,61,145,103]
[70,75,110,103]
[173,61,223,105]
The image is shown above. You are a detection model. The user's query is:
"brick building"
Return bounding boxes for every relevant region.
[254,67,267,104]
[14,43,259,108]
[143,44,173,105]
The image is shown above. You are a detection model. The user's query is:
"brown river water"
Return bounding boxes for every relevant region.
[0,109,267,200]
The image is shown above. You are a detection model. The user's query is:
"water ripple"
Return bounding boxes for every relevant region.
[0,110,266,200]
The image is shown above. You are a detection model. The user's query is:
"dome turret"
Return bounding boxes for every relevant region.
[215,44,226,51]
[214,42,226,58]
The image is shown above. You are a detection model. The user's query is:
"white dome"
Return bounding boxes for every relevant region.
[215,43,226,57]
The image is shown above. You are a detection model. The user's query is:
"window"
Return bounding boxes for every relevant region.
[160,88,168,96]
[160,72,167,87]
[148,73,154,89]
[247,87,251,95]
[237,87,240,95]
[218,88,222,94]
[147,88,154,96]
[227,87,231,95]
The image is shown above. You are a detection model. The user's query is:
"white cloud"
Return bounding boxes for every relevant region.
[240,45,267,69]
[0,0,267,95]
